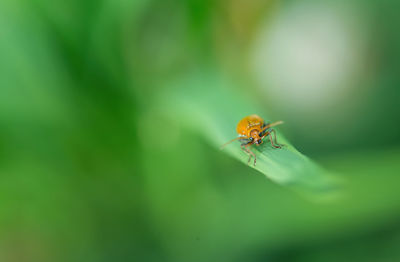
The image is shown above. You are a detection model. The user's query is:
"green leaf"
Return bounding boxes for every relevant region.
[158,72,341,200]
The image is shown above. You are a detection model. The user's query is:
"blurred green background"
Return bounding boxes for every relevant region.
[0,0,400,261]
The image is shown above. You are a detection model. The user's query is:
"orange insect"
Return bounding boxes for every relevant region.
[221,114,284,166]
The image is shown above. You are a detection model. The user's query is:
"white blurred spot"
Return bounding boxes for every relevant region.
[252,2,364,110]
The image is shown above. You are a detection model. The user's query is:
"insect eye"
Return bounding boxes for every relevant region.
[257,140,262,144]
[249,137,254,142]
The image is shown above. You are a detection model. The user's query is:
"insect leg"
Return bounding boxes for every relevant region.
[268,129,282,148]
[260,127,270,137]
[270,129,284,147]
[240,143,252,164]
[245,143,257,166]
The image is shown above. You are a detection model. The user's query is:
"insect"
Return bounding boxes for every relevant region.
[221,114,284,166]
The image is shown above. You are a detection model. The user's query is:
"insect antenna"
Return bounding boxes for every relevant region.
[220,137,243,150]
[265,120,284,128]
[260,120,284,133]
